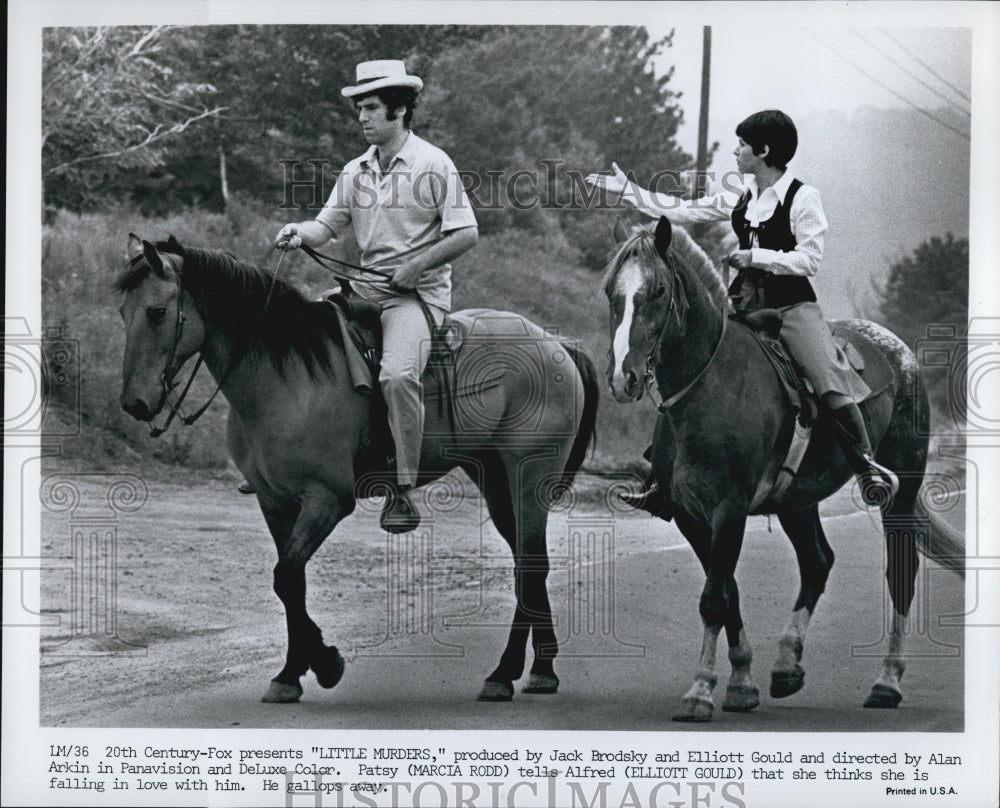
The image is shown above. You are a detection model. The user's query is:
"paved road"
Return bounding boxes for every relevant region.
[41,478,963,733]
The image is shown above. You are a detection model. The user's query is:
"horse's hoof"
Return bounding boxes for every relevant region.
[864,683,902,709]
[672,696,714,722]
[770,665,805,698]
[722,684,760,712]
[311,647,346,689]
[522,673,559,694]
[476,680,514,702]
[261,680,303,703]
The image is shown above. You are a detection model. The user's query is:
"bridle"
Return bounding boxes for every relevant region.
[141,248,285,437]
[626,247,728,412]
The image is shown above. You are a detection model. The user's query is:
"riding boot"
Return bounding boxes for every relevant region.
[380,484,421,534]
[618,447,674,520]
[830,403,899,507]
[237,481,256,495]
[618,477,673,520]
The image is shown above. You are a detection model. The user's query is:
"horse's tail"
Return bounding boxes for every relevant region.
[914,496,965,578]
[561,342,599,487]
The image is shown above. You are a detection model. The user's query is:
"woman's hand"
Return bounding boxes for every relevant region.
[585,162,629,196]
[726,250,753,271]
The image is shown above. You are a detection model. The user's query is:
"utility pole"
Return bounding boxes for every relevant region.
[692,26,713,249]
[697,26,712,176]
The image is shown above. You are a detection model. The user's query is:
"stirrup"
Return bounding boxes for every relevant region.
[858,460,899,508]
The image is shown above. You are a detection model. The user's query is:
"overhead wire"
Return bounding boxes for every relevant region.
[878,27,972,104]
[851,28,971,118]
[803,28,971,142]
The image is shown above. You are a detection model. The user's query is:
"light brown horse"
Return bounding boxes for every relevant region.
[602,217,964,721]
[117,235,598,704]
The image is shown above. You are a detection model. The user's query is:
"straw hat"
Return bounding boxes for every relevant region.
[341,60,423,98]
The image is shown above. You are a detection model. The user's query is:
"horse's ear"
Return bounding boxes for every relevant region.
[127,233,143,263]
[613,218,630,244]
[141,239,166,278]
[165,234,185,256]
[653,216,673,259]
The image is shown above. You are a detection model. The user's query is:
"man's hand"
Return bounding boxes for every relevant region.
[585,162,629,195]
[389,257,424,292]
[275,224,303,251]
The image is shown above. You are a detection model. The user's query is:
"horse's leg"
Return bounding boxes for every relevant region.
[864,472,922,708]
[473,453,557,702]
[518,487,559,697]
[673,507,752,721]
[260,491,354,703]
[770,505,835,699]
[721,586,760,713]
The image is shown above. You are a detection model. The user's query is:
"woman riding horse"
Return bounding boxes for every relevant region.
[587,109,898,515]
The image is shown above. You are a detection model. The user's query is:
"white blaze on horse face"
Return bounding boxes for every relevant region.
[610,260,645,399]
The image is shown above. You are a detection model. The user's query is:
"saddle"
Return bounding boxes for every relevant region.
[326,289,504,478]
[732,307,894,508]
[732,307,893,413]
[731,308,816,426]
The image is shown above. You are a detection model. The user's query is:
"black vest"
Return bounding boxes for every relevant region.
[730,178,817,309]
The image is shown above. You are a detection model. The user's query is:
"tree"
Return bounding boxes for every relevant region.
[42,26,225,211]
[880,233,968,348]
[418,26,697,267]
[138,25,492,213]
[878,232,969,427]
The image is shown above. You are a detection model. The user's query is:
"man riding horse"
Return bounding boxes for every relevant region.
[257,60,479,533]
[587,109,898,516]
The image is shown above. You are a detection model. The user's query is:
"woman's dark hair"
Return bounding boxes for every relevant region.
[355,86,419,128]
[736,110,798,169]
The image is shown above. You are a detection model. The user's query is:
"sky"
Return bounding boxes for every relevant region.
[648,24,973,168]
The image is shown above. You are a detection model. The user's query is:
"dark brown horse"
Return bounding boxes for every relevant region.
[602,217,963,721]
[116,235,598,704]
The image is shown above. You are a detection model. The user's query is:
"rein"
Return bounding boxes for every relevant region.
[299,242,447,377]
[647,256,729,413]
[299,244,393,281]
[300,243,458,431]
[655,309,727,412]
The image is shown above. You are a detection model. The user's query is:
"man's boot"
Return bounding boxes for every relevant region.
[830,403,899,508]
[618,473,673,520]
[237,481,256,495]
[380,484,421,534]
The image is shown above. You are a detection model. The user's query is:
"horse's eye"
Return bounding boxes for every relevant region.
[147,306,168,325]
[650,285,667,300]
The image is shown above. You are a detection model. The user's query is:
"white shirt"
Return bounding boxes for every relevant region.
[626,171,827,278]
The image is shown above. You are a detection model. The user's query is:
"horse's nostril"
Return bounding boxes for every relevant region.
[121,399,152,422]
[624,371,638,395]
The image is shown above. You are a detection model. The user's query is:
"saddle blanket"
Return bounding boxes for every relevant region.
[830,323,894,403]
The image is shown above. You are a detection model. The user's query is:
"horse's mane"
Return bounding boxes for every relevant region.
[114,241,343,379]
[600,222,726,302]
